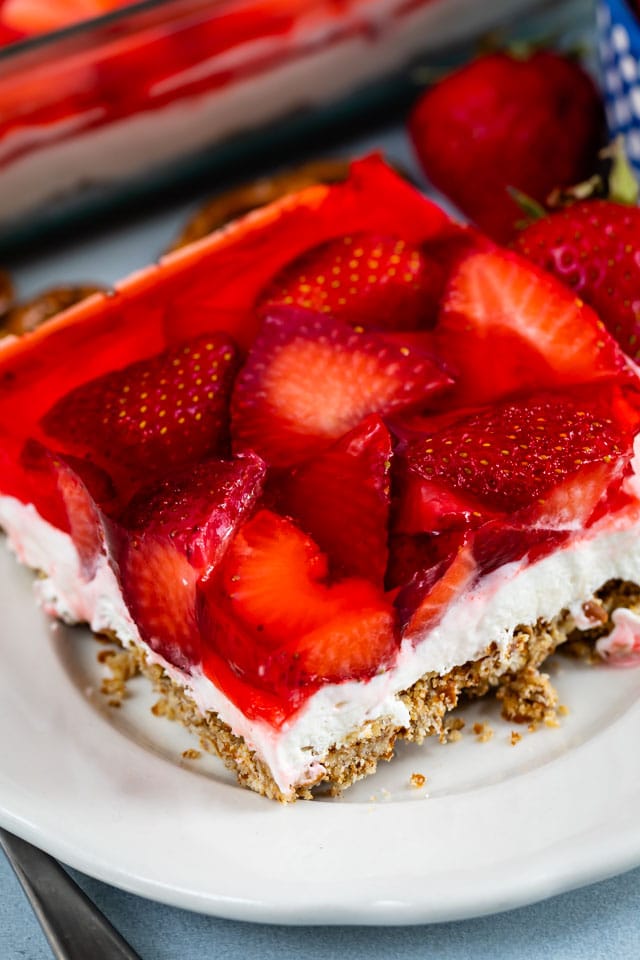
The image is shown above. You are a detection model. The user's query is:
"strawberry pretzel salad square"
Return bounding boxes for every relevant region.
[2,157,640,801]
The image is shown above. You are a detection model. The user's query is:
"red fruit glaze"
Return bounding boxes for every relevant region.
[262,233,444,331]
[436,247,628,407]
[276,414,392,585]
[403,389,634,528]
[513,200,640,363]
[232,306,453,467]
[409,51,603,242]
[114,455,265,671]
[41,332,239,493]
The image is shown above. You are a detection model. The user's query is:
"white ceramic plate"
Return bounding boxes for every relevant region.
[1,537,640,925]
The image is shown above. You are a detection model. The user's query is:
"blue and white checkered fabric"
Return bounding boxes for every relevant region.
[597,0,640,170]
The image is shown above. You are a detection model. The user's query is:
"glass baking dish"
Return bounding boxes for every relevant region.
[0,0,576,251]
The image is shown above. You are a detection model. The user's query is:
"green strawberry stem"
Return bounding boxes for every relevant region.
[507,186,547,227]
[602,137,639,206]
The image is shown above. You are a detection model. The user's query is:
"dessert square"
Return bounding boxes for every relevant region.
[1,157,640,800]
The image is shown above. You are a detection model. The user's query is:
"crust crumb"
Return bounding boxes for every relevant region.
[410,772,426,789]
[510,730,522,746]
[182,749,201,760]
[439,716,465,743]
[473,722,494,742]
[497,665,559,725]
[99,647,139,704]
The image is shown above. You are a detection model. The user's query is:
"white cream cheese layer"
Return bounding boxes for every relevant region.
[2,494,640,796]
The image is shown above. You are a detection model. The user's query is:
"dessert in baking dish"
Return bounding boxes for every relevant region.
[2,157,640,801]
[0,0,546,227]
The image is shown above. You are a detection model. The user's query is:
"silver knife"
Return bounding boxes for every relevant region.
[1,828,143,960]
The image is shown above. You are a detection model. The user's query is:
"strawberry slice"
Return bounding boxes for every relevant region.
[275,415,392,585]
[395,536,476,637]
[41,332,240,492]
[394,472,493,535]
[386,532,449,591]
[53,456,110,579]
[21,439,115,577]
[402,389,634,530]
[114,455,265,671]
[436,248,628,407]
[278,605,396,686]
[472,521,568,578]
[202,509,397,691]
[261,232,444,331]
[232,306,453,467]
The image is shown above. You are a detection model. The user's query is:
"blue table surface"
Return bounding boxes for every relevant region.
[3,19,640,957]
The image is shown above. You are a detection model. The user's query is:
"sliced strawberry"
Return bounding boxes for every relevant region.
[261,232,444,332]
[275,415,392,585]
[203,509,398,690]
[213,508,329,642]
[519,461,627,532]
[436,248,628,407]
[21,439,115,577]
[41,332,240,492]
[277,605,396,686]
[402,389,634,530]
[232,306,453,467]
[472,521,568,579]
[395,537,476,637]
[114,455,265,670]
[54,457,109,579]
[393,472,493,535]
[197,596,301,725]
[386,532,451,592]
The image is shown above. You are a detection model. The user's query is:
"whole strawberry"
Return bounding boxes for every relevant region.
[514,199,640,362]
[409,51,603,243]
